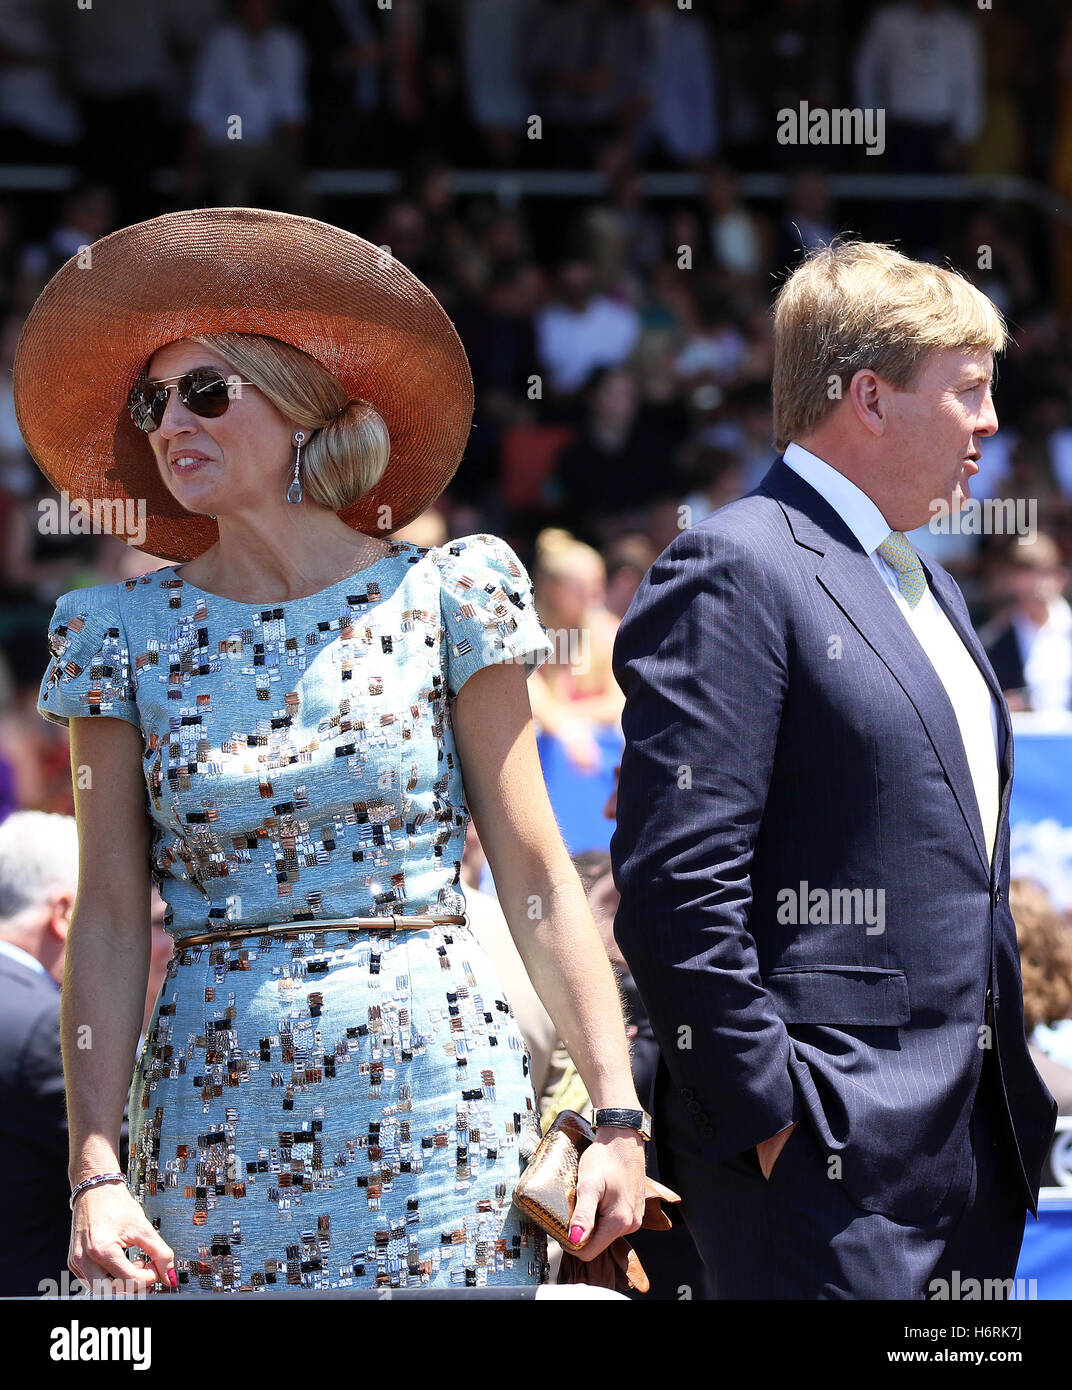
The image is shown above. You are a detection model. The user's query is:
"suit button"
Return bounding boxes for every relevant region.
[993,885,1003,905]
[686,1100,701,1115]
[681,1087,694,1102]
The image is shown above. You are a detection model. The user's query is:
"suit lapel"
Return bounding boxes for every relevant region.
[759,459,998,879]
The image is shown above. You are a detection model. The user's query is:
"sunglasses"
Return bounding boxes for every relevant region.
[127,368,256,433]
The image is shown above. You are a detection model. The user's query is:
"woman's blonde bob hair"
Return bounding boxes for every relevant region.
[189,331,391,511]
[532,527,606,587]
[771,240,1008,452]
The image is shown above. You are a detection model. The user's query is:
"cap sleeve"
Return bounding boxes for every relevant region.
[36,585,140,730]
[434,533,555,702]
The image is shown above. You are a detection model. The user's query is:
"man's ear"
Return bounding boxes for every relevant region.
[848,368,888,438]
[45,887,75,947]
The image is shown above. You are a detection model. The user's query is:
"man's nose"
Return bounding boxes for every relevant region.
[976,386,999,437]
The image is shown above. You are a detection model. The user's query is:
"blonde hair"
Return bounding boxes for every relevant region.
[532,527,606,587]
[1010,877,1072,1033]
[771,240,1008,451]
[191,332,391,511]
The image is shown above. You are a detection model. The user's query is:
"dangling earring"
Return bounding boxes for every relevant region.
[286,431,305,504]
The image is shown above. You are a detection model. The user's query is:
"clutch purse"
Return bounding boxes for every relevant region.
[514,1108,682,1293]
[514,1109,595,1247]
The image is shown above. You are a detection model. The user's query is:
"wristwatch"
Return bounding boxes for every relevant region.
[593,1107,652,1142]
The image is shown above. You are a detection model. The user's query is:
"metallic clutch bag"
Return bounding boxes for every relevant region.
[514,1109,594,1247]
[514,1108,684,1293]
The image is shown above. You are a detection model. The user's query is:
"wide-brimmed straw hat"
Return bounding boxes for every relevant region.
[12,206,474,561]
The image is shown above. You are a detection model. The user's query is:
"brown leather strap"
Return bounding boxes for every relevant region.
[175,912,468,948]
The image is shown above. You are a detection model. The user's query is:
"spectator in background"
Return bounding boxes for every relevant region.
[523,0,624,170]
[58,0,172,225]
[603,533,656,621]
[616,0,718,170]
[451,259,542,506]
[298,0,386,165]
[982,387,1072,505]
[0,811,172,1296]
[584,166,665,284]
[534,254,642,399]
[452,260,540,407]
[774,167,838,276]
[758,0,843,169]
[678,445,746,529]
[528,528,624,774]
[854,0,985,174]
[182,0,310,213]
[1010,879,1072,1134]
[545,365,683,541]
[0,0,81,163]
[0,812,77,1295]
[981,533,1072,714]
[462,0,535,165]
[673,284,751,395]
[854,0,985,258]
[952,204,1036,318]
[704,164,771,283]
[15,183,115,307]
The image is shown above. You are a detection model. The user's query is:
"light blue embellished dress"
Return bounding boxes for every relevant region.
[37,534,556,1293]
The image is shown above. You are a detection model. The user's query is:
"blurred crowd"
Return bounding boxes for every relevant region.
[3,0,1072,1295]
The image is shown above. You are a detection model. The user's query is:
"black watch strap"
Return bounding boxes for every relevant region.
[593,1107,652,1141]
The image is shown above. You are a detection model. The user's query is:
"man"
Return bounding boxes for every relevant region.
[0,811,78,1296]
[611,240,1058,1299]
[980,532,1072,713]
[0,811,171,1296]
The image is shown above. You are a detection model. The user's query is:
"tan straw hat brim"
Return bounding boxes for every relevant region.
[12,206,474,562]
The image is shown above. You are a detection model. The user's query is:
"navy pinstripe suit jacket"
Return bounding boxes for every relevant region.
[611,458,1058,1223]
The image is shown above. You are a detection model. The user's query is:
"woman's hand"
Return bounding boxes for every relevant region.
[564,1129,648,1261]
[69,1184,176,1296]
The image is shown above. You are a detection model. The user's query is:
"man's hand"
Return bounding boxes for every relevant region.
[756,1121,798,1179]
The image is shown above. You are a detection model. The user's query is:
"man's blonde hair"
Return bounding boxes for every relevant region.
[771,240,1008,451]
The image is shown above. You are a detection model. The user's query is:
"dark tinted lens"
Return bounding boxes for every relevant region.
[184,369,232,418]
[128,382,166,432]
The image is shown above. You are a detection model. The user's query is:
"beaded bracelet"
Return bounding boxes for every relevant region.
[69,1172,128,1210]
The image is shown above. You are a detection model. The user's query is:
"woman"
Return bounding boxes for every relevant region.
[15,207,647,1294]
[527,528,624,774]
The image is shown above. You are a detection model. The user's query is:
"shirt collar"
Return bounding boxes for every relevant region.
[0,937,57,988]
[782,441,894,557]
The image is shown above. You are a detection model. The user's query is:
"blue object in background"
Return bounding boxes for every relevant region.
[1016,1197,1072,1298]
[536,726,623,855]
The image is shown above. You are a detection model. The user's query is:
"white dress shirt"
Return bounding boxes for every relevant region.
[783,441,1001,866]
[189,22,307,144]
[1012,596,1072,714]
[853,1,983,144]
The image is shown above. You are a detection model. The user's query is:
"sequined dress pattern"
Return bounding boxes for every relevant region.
[37,534,556,1292]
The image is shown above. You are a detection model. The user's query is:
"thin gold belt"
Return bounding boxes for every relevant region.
[175,912,469,949]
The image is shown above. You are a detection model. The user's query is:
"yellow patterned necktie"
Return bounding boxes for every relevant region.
[876,531,927,609]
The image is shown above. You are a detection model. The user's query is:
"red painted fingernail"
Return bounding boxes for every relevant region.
[167,1268,177,1289]
[569,1224,584,1245]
